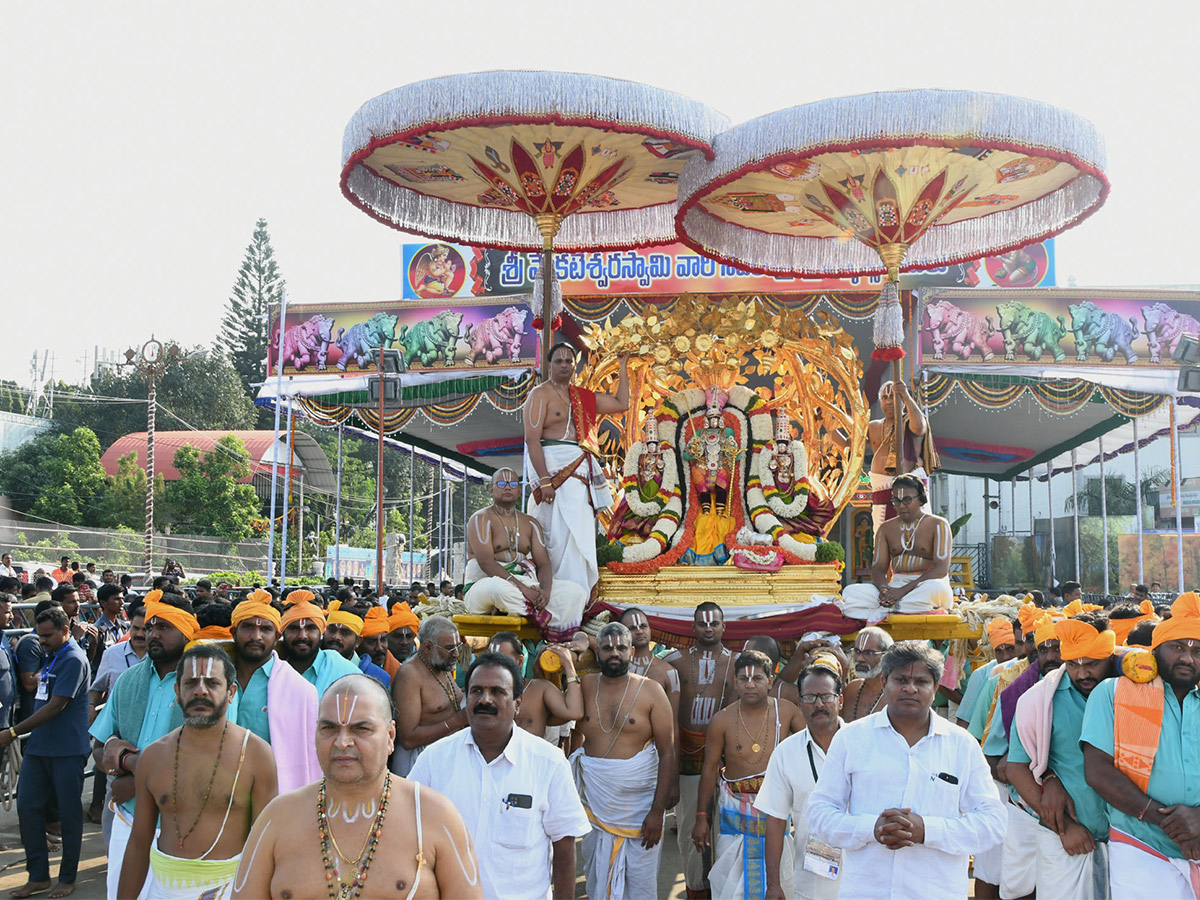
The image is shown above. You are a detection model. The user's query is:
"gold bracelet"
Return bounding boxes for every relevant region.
[8,727,16,740]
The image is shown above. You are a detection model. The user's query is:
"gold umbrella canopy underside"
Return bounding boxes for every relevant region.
[576,294,869,525]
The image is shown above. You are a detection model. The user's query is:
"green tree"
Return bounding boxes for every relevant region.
[30,427,107,524]
[0,430,61,514]
[166,435,263,542]
[92,451,166,530]
[221,219,283,424]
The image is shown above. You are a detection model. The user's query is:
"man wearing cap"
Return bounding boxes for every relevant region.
[321,604,391,687]
[385,599,419,670]
[1083,592,1200,898]
[278,593,358,698]
[88,591,198,899]
[1004,614,1116,899]
[228,591,321,793]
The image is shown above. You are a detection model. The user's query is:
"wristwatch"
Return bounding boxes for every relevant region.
[564,675,582,686]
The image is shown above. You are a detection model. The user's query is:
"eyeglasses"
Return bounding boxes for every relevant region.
[799,692,841,704]
[855,648,884,658]
[494,480,520,488]
[890,495,918,506]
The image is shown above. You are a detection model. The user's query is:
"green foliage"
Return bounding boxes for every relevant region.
[0,380,28,415]
[29,428,107,524]
[184,570,261,586]
[815,540,845,564]
[949,513,972,538]
[165,435,263,542]
[91,452,166,530]
[0,431,62,514]
[12,530,79,552]
[596,539,623,566]
[991,535,1039,591]
[221,219,284,426]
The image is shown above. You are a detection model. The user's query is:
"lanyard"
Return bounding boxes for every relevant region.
[807,740,820,783]
[40,645,66,681]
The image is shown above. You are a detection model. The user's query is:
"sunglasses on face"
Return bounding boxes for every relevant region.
[890,495,918,506]
[494,480,520,488]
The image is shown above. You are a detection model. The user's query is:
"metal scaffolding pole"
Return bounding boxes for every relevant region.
[1099,435,1109,597]
[1047,461,1056,588]
[333,423,343,580]
[1071,449,1081,582]
[280,405,294,589]
[1172,399,1185,591]
[1133,415,1144,582]
[267,291,287,582]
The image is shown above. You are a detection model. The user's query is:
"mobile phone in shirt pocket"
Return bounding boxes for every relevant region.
[496,804,539,849]
[925,770,961,817]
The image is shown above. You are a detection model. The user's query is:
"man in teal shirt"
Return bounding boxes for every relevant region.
[1008,615,1115,900]
[1082,594,1200,899]
[277,596,358,697]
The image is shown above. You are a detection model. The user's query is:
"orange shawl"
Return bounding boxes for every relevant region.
[1113,676,1165,794]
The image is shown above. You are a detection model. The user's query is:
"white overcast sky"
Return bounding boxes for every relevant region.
[2,0,1196,388]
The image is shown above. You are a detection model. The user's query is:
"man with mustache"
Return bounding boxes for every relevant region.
[572,621,675,900]
[409,652,590,899]
[808,642,1006,899]
[228,592,322,794]
[392,615,466,777]
[620,607,681,731]
[232,674,482,899]
[1083,592,1200,898]
[385,599,419,666]
[88,592,198,899]
[118,645,277,900]
[755,658,847,900]
[691,650,805,900]
[485,631,585,739]
[840,627,894,722]
[1006,614,1116,899]
[320,604,391,687]
[278,594,358,698]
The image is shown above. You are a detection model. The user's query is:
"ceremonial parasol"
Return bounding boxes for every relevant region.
[340,70,728,366]
[674,89,1109,468]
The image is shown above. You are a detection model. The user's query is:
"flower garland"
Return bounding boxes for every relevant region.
[619,440,679,518]
[754,442,812,519]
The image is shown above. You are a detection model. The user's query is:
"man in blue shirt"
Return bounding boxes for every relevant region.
[323,605,391,688]
[0,586,19,731]
[0,607,91,899]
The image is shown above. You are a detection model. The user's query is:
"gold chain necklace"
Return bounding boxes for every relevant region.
[735,699,772,756]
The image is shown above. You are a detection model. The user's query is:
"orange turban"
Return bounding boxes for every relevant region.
[361,607,389,638]
[327,609,364,636]
[1152,592,1200,649]
[388,602,419,635]
[1055,619,1116,661]
[144,597,199,641]
[1034,613,1059,647]
[1140,599,1155,617]
[193,624,232,641]
[328,600,343,614]
[1062,598,1104,618]
[280,601,326,632]
[1018,604,1042,636]
[230,597,282,633]
[985,618,1016,649]
[1110,610,1158,646]
[285,589,316,606]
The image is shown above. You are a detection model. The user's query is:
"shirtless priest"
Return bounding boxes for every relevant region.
[464,467,586,642]
[840,474,954,623]
[120,644,278,900]
[232,674,482,899]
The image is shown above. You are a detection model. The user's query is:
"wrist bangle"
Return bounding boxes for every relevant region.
[564,675,581,686]
[118,748,137,774]
[1043,772,1059,782]
[8,727,16,740]
[695,811,708,818]
[1138,798,1154,821]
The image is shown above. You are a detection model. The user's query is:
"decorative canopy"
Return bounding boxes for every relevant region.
[675,89,1109,278]
[341,70,729,252]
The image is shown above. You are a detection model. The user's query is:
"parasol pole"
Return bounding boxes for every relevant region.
[1099,435,1109,597]
[1133,415,1144,582]
[535,214,563,378]
[334,423,343,580]
[875,244,909,473]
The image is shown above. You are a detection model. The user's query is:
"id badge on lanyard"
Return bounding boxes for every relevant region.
[803,836,843,880]
[36,672,50,701]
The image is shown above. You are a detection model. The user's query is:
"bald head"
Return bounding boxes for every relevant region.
[322,673,393,723]
[317,674,396,784]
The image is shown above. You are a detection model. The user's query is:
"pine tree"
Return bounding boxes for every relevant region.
[221,219,284,420]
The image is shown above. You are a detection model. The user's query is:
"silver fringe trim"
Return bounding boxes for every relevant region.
[873,284,905,349]
[343,70,728,251]
[677,89,1107,275]
[530,273,563,320]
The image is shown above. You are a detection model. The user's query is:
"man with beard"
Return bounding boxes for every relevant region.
[89,592,198,900]
[119,645,277,900]
[755,658,847,900]
[620,607,680,731]
[1007,615,1116,899]
[669,602,737,898]
[359,606,401,678]
[808,642,1006,900]
[841,475,953,622]
[410,652,590,899]
[1083,592,1200,898]
[278,594,358,698]
[954,616,1023,730]
[485,631,584,739]
[232,675,482,900]
[386,599,419,666]
[228,593,321,794]
[321,605,391,687]
[392,615,466,777]
[691,651,805,900]
[840,627,894,723]
[571,622,675,900]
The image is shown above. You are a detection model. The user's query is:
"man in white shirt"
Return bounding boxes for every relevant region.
[808,641,1007,900]
[408,651,589,900]
[0,553,17,579]
[755,658,847,900]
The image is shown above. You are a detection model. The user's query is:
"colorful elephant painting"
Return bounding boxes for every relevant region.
[1068,301,1139,363]
[279,315,334,371]
[397,310,463,367]
[990,300,1067,362]
[923,299,994,360]
[1142,302,1200,364]
[335,313,398,370]
[461,306,528,365]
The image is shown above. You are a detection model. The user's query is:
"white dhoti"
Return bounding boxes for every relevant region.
[108,803,153,900]
[1034,824,1109,900]
[463,558,586,642]
[1110,830,1196,900]
[840,572,953,623]
[999,803,1040,899]
[869,467,931,533]
[676,772,707,891]
[572,745,663,900]
[527,442,611,595]
[970,779,1007,885]
[147,846,240,900]
[389,743,422,778]
[709,775,793,900]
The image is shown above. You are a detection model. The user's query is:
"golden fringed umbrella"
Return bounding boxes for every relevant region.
[674,89,1109,468]
[340,70,728,370]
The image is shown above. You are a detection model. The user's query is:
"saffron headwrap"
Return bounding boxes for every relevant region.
[361,607,389,638]
[985,617,1016,649]
[1151,592,1200,650]
[1110,605,1158,646]
[1034,614,1059,647]
[193,624,233,642]
[230,598,282,633]
[327,599,343,613]
[327,610,364,636]
[387,602,420,635]
[1062,598,1104,618]
[144,598,199,641]
[285,589,316,606]
[1055,619,1116,661]
[280,601,326,632]
[1018,604,1043,636]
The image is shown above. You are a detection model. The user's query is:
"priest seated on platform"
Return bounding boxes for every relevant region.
[463,467,586,643]
[840,474,953,624]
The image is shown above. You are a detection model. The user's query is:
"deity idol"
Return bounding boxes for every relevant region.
[680,387,743,565]
[607,415,682,558]
[747,411,834,560]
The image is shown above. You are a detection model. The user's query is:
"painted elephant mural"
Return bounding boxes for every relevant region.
[397,309,463,368]
[990,300,1068,362]
[1142,302,1200,364]
[923,299,994,360]
[1068,301,1139,363]
[336,312,399,370]
[278,314,335,371]
[461,306,528,365]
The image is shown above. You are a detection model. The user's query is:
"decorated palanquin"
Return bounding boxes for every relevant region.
[576,294,869,601]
